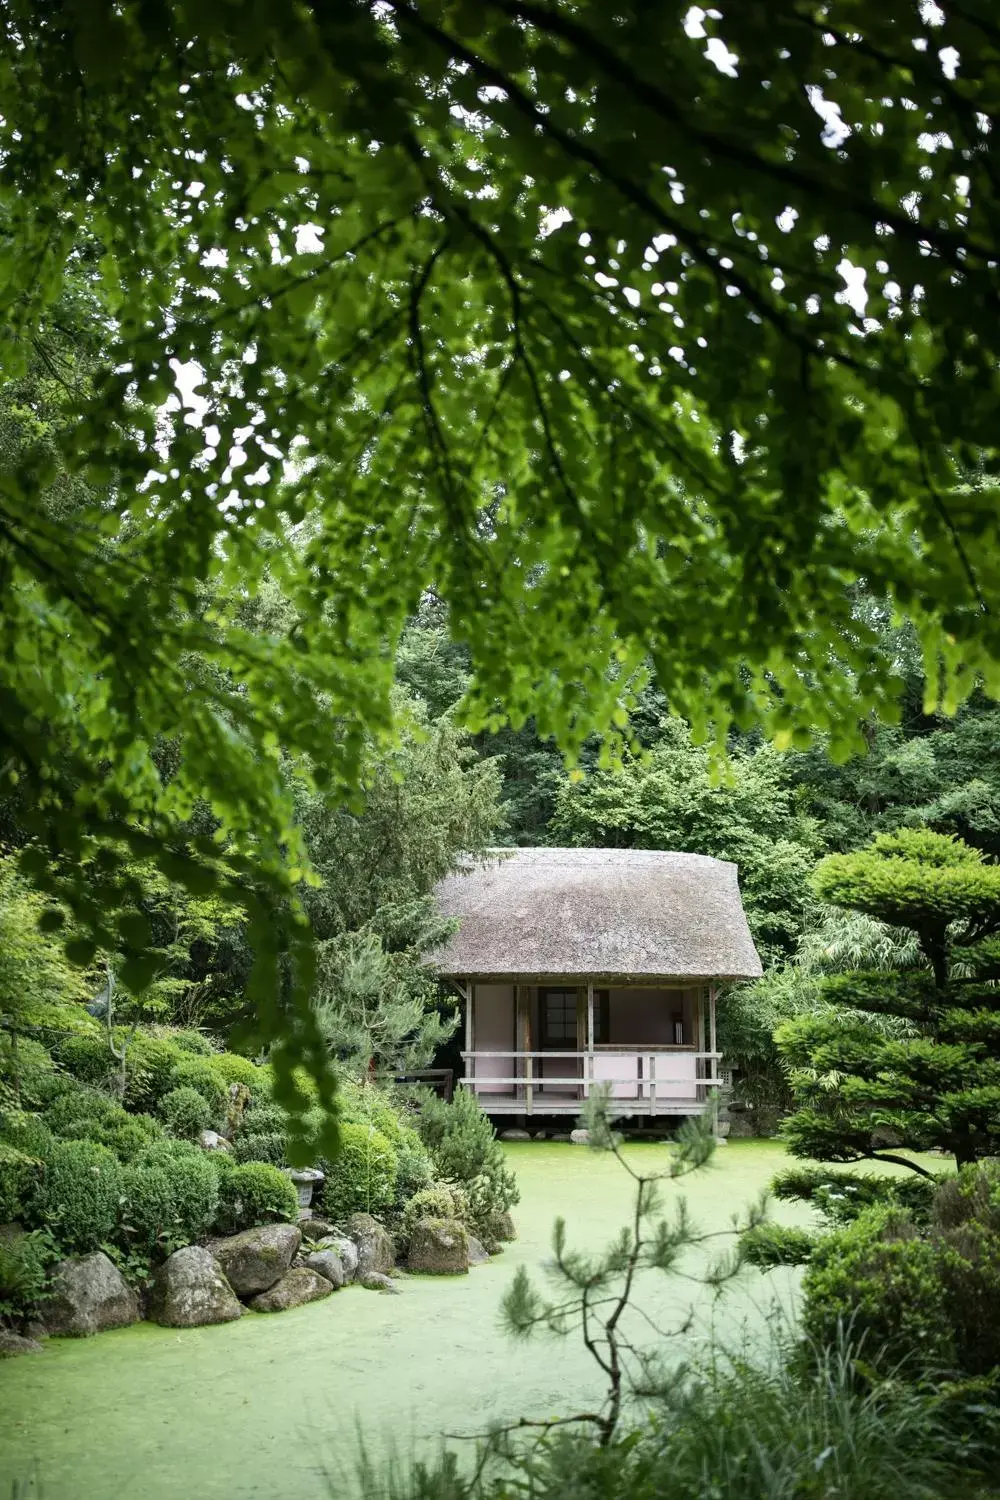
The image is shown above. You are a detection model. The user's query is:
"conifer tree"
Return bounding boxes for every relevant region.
[778,830,1000,1172]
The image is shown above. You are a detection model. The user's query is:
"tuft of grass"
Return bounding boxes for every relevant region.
[346,1334,998,1500]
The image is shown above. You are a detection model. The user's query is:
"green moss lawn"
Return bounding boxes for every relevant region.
[1,1142,810,1499]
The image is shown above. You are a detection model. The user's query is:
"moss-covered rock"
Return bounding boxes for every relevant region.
[248,1267,332,1313]
[204,1223,301,1297]
[407,1218,469,1275]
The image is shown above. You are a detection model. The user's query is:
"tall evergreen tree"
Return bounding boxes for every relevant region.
[778,830,1000,1171]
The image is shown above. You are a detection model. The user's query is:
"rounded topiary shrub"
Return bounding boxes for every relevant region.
[44,1090,163,1162]
[53,1032,114,1090]
[210,1053,271,1098]
[159,1085,212,1141]
[238,1100,287,1132]
[45,1087,124,1137]
[41,1139,124,1254]
[321,1123,398,1223]
[168,1058,228,1121]
[99,1113,164,1163]
[232,1131,286,1167]
[126,1139,220,1250]
[162,1029,216,1056]
[802,1206,954,1374]
[123,1033,189,1111]
[214,1161,299,1235]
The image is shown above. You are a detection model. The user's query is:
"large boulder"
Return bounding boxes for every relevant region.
[44,1253,140,1337]
[346,1214,395,1277]
[304,1250,344,1289]
[467,1235,490,1267]
[205,1223,301,1297]
[248,1267,333,1313]
[407,1218,469,1275]
[148,1247,243,1328]
[0,1331,43,1358]
[312,1234,359,1281]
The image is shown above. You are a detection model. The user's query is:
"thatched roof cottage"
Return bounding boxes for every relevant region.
[432,847,761,1119]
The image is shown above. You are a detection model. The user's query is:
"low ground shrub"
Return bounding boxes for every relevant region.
[740,1222,819,1268]
[135,1140,220,1232]
[801,1164,1000,1382]
[341,1079,411,1144]
[214,1161,298,1234]
[0,1139,44,1222]
[321,1122,398,1223]
[99,1113,164,1163]
[159,1085,212,1141]
[355,1340,982,1500]
[0,1228,56,1323]
[41,1139,124,1253]
[123,1033,190,1111]
[232,1131,286,1167]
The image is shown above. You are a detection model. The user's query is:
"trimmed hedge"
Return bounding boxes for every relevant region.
[238,1102,287,1137]
[232,1131,286,1167]
[214,1161,299,1235]
[41,1139,124,1253]
[169,1057,228,1119]
[121,1142,220,1255]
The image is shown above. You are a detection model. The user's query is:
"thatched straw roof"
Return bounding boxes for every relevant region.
[431,848,762,981]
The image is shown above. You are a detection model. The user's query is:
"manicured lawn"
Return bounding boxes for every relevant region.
[0,1141,810,1499]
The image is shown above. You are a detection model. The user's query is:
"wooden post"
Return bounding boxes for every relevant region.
[526,1053,533,1113]
[649,1052,657,1117]
[516,984,529,1105]
[467,982,475,1095]
[694,986,705,1104]
[465,980,473,1054]
[708,982,718,1085]
[576,985,587,1100]
[586,980,595,1098]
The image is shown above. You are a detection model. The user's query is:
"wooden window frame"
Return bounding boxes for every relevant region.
[539,987,578,1048]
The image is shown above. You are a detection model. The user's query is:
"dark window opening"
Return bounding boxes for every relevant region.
[540,988,577,1046]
